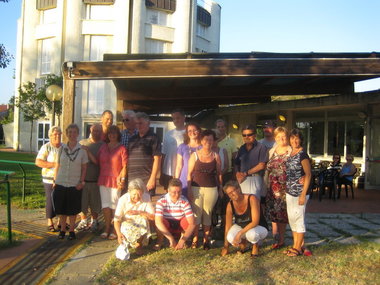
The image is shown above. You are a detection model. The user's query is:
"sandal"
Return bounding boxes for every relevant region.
[250,253,260,258]
[48,225,56,232]
[108,233,117,240]
[203,241,211,251]
[302,247,313,256]
[286,247,303,257]
[100,232,109,239]
[191,241,198,249]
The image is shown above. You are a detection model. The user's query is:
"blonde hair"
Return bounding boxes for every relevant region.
[273,126,288,138]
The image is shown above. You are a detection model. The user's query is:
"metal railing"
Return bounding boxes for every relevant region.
[0,160,39,203]
[0,170,15,243]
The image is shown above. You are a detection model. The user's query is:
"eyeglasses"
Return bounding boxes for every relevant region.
[122,119,129,122]
[242,133,254,137]
[226,188,239,196]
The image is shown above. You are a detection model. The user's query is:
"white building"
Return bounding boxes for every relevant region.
[13,0,221,151]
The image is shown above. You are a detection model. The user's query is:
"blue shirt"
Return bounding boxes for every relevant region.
[235,140,268,176]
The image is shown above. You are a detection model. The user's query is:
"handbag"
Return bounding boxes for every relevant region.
[115,241,130,261]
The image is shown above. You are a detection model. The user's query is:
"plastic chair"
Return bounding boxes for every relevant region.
[337,169,357,199]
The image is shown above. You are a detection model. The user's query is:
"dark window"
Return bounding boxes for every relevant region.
[145,0,176,12]
[197,6,211,27]
[83,0,115,4]
[346,121,364,157]
[36,0,57,10]
[309,122,324,155]
[328,121,345,155]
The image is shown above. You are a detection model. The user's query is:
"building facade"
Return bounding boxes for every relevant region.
[13,0,221,151]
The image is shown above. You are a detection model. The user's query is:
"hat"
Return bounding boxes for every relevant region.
[263,120,276,129]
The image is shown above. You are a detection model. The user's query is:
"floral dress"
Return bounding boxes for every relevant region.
[265,151,289,223]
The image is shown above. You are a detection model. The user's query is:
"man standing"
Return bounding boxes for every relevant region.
[161,109,186,190]
[76,124,104,232]
[128,112,162,196]
[216,119,237,182]
[258,121,276,149]
[155,179,195,250]
[235,125,268,199]
[100,110,113,141]
[121,110,137,148]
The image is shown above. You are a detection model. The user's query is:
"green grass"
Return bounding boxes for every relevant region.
[0,151,45,209]
[0,229,30,250]
[97,242,380,285]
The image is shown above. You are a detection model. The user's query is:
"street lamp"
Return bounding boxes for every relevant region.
[45,84,63,126]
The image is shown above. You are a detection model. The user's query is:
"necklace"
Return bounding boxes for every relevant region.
[200,150,212,157]
[64,146,80,162]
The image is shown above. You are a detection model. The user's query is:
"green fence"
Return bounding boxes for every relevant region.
[0,170,15,243]
[0,159,44,208]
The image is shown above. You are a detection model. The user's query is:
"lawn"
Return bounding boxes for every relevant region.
[0,228,30,249]
[0,151,45,209]
[98,241,380,285]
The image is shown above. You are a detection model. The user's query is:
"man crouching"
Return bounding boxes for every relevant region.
[155,178,195,250]
[221,181,268,257]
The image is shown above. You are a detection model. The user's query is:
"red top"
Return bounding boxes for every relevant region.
[97,143,128,188]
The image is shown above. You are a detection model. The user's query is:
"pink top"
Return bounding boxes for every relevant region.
[98,143,128,188]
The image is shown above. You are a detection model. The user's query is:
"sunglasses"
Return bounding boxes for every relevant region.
[122,119,129,122]
[242,133,254,137]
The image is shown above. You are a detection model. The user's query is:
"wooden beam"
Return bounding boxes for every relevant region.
[62,78,75,141]
[62,58,380,80]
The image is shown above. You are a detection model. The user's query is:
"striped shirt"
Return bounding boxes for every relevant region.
[155,193,193,221]
[121,129,138,148]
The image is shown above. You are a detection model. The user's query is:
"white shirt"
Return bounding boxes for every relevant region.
[114,194,155,222]
[162,128,185,176]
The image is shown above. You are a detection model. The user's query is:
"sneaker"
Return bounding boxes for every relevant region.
[75,220,88,232]
[89,221,99,233]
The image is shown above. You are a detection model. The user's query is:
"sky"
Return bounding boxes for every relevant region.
[0,0,380,104]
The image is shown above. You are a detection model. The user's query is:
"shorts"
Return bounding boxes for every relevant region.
[240,175,263,199]
[81,182,102,214]
[286,193,309,233]
[53,184,82,216]
[190,186,218,226]
[162,217,189,234]
[99,185,121,210]
[227,224,268,245]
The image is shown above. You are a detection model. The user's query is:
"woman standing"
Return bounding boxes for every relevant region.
[265,127,291,249]
[285,129,312,256]
[97,125,128,240]
[53,124,88,240]
[35,126,62,232]
[175,122,202,198]
[114,178,155,255]
[187,129,223,250]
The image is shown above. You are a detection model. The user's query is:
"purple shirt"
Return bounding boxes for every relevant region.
[177,143,201,197]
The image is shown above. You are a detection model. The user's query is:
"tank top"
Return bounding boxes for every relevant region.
[230,195,268,229]
[191,152,217,187]
[230,196,252,228]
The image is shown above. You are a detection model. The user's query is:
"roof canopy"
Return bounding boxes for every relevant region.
[62,52,380,113]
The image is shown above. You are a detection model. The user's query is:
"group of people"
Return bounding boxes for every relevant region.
[35,109,317,258]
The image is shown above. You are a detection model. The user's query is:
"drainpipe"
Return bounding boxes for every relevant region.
[188,0,193,53]
[127,0,134,54]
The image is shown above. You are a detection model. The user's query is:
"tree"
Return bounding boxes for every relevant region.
[0,96,15,125]
[16,82,47,152]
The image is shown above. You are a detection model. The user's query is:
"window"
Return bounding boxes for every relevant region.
[87,4,113,20]
[309,122,324,155]
[37,122,50,151]
[146,8,170,26]
[149,124,165,143]
[145,39,171,53]
[83,0,115,4]
[145,0,176,12]
[197,6,211,27]
[346,121,364,157]
[328,121,345,155]
[87,36,111,114]
[196,23,207,38]
[40,38,53,75]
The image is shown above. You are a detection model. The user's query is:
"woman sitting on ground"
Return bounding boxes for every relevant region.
[114,178,155,254]
[221,181,268,257]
